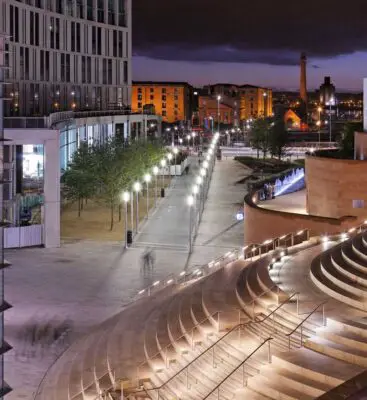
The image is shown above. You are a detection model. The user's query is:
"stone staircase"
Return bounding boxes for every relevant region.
[35,231,367,400]
[310,231,367,310]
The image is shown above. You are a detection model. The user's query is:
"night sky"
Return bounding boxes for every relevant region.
[132,0,367,91]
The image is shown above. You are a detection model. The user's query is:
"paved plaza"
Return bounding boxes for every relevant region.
[4,156,249,399]
[259,189,307,214]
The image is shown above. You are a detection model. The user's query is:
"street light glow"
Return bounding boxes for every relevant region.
[200,168,206,177]
[186,135,191,140]
[208,148,213,155]
[196,176,203,185]
[122,191,130,203]
[217,95,221,101]
[144,174,151,183]
[152,166,159,175]
[160,159,167,167]
[167,153,173,161]
[173,147,178,154]
[187,195,194,206]
[192,184,199,194]
[133,182,141,192]
[203,160,209,169]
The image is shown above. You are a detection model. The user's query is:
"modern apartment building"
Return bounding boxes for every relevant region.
[0,0,161,251]
[1,0,132,117]
[132,81,194,123]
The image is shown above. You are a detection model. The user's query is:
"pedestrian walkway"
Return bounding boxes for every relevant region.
[188,158,250,267]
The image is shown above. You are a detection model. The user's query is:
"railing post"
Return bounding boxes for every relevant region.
[296,293,299,315]
[291,233,294,247]
[157,388,160,400]
[212,347,216,368]
[136,366,140,388]
[217,312,220,332]
[300,324,303,347]
[191,329,194,349]
[272,312,275,333]
[277,286,280,305]
[322,304,325,326]
[217,388,220,400]
[165,347,168,368]
[268,340,271,363]
[186,366,189,389]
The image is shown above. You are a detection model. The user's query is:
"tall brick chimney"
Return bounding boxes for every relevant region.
[300,52,307,104]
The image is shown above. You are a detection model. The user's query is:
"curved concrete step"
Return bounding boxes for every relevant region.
[351,234,367,261]
[247,373,314,400]
[310,258,366,311]
[341,241,367,274]
[327,317,367,339]
[316,326,367,351]
[331,248,367,288]
[259,364,332,397]
[320,256,367,297]
[272,348,363,387]
[305,336,367,368]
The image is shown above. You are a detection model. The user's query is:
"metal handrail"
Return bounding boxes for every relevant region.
[130,292,298,396]
[203,338,274,399]
[285,300,328,350]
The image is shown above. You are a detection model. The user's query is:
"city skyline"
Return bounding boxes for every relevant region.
[132,0,367,91]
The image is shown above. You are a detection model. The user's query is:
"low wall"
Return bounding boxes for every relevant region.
[4,224,43,248]
[244,193,357,244]
[306,156,367,218]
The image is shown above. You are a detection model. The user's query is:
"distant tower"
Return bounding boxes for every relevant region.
[300,52,308,104]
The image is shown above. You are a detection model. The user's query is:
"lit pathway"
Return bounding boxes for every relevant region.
[188,158,250,267]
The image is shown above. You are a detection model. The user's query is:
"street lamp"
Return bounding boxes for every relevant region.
[144,174,151,218]
[209,116,214,135]
[179,138,183,146]
[203,160,209,169]
[173,147,178,176]
[133,181,141,234]
[327,97,334,143]
[187,195,194,253]
[192,132,196,148]
[217,95,221,133]
[167,153,173,178]
[160,159,167,188]
[122,191,130,248]
[152,166,159,207]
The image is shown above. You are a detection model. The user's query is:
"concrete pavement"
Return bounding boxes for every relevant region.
[4,156,249,399]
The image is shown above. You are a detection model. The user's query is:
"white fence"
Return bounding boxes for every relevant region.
[4,225,43,248]
[161,158,189,176]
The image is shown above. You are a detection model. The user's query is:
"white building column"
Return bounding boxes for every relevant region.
[43,135,60,248]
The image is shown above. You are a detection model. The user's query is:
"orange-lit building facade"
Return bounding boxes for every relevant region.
[132,82,193,123]
[198,96,237,127]
[239,85,272,120]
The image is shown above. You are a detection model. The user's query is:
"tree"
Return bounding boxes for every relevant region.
[338,122,362,158]
[63,143,96,216]
[249,118,272,159]
[270,119,289,160]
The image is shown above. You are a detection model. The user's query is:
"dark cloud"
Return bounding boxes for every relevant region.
[132,0,367,65]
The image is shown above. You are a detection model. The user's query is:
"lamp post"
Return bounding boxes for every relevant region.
[186,134,191,147]
[317,106,322,146]
[167,153,173,179]
[209,116,214,135]
[217,95,221,133]
[173,147,178,177]
[192,184,199,231]
[130,190,134,233]
[122,191,130,248]
[187,195,194,253]
[166,127,171,147]
[196,175,203,222]
[173,126,178,147]
[133,181,141,233]
[192,132,196,149]
[144,174,151,218]
[160,159,166,188]
[328,98,334,143]
[152,166,159,207]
